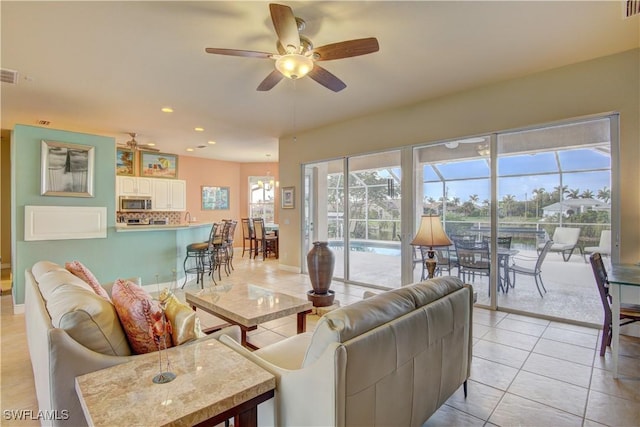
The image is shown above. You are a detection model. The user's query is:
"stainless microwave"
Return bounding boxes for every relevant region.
[119,196,152,212]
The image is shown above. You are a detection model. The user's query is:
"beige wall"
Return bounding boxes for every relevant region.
[179,156,279,224]
[278,49,640,269]
[0,130,11,267]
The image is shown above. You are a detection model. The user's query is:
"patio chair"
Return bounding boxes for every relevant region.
[589,252,640,356]
[539,227,581,262]
[583,230,612,262]
[511,240,553,297]
[453,238,490,286]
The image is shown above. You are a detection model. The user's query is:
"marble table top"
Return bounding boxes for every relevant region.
[185,283,313,328]
[75,339,275,427]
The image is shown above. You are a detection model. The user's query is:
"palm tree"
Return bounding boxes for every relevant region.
[567,188,580,199]
[469,194,479,206]
[501,194,516,216]
[597,187,611,203]
[581,189,594,199]
[553,185,569,202]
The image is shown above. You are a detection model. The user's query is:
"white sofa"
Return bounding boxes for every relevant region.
[25,261,240,427]
[221,276,473,427]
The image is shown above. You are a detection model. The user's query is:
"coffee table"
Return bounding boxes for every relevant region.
[186,284,313,350]
[75,339,275,427]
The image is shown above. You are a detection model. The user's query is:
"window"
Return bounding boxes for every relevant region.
[249,176,275,223]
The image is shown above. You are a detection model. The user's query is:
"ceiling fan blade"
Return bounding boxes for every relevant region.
[308,65,347,92]
[269,3,300,53]
[312,37,380,61]
[257,69,285,91]
[205,47,273,59]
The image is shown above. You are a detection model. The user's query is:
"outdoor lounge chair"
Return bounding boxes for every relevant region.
[583,230,611,262]
[539,227,581,262]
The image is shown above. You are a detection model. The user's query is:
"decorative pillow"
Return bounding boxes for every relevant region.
[111,279,173,354]
[159,288,205,346]
[65,261,111,301]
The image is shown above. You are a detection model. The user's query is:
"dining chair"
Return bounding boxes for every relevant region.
[253,218,278,260]
[510,240,553,297]
[241,218,255,258]
[589,252,640,356]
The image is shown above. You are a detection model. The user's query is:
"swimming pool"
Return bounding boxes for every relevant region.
[328,240,401,257]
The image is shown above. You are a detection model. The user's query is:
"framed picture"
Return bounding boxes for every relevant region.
[281,186,295,209]
[116,148,135,176]
[41,140,95,197]
[202,186,230,210]
[140,151,178,179]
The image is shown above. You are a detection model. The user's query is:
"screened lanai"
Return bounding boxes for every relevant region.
[303,115,615,326]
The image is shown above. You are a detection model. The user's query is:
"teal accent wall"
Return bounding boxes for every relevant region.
[12,125,210,304]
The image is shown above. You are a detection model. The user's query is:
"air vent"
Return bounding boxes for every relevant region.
[626,0,640,17]
[36,120,51,126]
[0,68,18,84]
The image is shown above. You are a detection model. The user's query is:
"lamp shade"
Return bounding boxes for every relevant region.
[410,215,452,248]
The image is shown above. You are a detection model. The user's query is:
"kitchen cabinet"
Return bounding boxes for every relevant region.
[153,179,186,211]
[116,177,154,197]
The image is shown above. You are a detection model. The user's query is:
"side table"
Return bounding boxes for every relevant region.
[76,339,275,426]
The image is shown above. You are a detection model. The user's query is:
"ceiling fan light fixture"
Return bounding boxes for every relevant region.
[275,54,314,79]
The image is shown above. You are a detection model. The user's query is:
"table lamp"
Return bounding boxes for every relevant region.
[411,215,452,279]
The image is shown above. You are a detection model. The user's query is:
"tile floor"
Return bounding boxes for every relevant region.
[2,255,639,426]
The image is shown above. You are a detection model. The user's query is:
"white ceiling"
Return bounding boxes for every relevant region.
[2,1,638,162]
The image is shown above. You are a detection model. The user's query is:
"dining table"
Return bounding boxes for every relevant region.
[606,263,640,378]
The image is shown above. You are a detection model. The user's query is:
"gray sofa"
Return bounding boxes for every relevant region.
[25,260,240,427]
[221,276,473,427]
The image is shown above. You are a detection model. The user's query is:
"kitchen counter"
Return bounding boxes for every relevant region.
[114,222,212,232]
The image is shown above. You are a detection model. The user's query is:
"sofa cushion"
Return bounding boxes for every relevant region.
[38,276,132,357]
[302,277,464,367]
[159,288,205,346]
[65,260,111,301]
[112,279,173,354]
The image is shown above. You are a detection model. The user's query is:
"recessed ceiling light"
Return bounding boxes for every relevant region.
[208,140,216,145]
[147,142,156,147]
[194,127,204,132]
[161,107,173,113]
[186,148,194,152]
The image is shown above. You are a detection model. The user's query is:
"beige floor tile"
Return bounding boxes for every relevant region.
[489,393,583,427]
[469,356,519,391]
[548,320,600,336]
[245,329,287,348]
[444,380,504,421]
[495,318,548,337]
[473,339,530,369]
[508,370,589,416]
[422,403,485,426]
[589,367,640,402]
[585,389,640,427]
[542,326,599,349]
[533,338,596,366]
[503,312,551,326]
[472,308,508,327]
[521,353,593,388]
[592,351,640,378]
[481,328,540,352]
[472,323,491,339]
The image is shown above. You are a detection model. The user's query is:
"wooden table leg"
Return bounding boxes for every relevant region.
[297,309,312,333]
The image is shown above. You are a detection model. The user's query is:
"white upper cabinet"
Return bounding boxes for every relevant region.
[116,177,186,211]
[152,179,186,211]
[116,176,154,197]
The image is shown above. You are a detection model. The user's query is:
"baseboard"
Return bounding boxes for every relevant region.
[13,303,25,315]
[278,264,301,273]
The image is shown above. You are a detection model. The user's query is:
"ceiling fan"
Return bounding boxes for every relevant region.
[117,133,159,152]
[205,3,379,92]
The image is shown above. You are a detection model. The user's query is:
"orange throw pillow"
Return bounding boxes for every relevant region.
[65,261,111,301]
[111,279,173,354]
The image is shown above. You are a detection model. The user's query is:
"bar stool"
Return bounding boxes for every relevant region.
[182,223,218,288]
